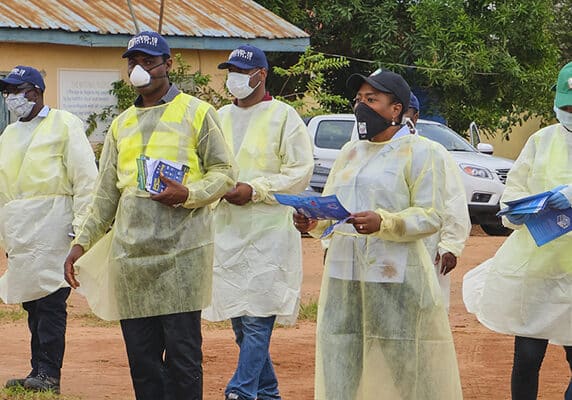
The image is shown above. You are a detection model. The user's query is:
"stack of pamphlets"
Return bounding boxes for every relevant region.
[274,193,351,238]
[136,155,190,195]
[497,185,572,246]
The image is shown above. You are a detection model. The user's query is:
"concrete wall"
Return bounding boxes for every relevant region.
[484,117,549,161]
[0,42,230,137]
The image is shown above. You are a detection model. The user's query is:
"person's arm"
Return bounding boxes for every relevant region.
[72,122,122,252]
[437,149,471,263]
[64,115,98,234]
[246,107,314,203]
[500,135,536,229]
[181,107,236,208]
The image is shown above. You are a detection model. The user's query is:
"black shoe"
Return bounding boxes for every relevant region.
[23,373,60,394]
[5,373,34,389]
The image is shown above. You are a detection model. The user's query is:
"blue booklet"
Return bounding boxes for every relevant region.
[497,185,571,246]
[497,185,567,216]
[274,193,351,239]
[525,208,572,246]
[137,155,190,195]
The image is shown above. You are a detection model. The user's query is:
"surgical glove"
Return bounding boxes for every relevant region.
[547,191,571,210]
[506,213,530,225]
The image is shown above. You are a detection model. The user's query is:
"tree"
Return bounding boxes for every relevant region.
[257,0,561,136]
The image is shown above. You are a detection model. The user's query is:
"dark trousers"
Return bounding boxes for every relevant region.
[22,287,71,380]
[512,336,572,400]
[120,310,203,400]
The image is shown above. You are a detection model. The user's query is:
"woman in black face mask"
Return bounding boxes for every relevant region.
[293,69,466,400]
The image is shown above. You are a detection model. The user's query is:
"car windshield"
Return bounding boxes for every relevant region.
[417,122,476,152]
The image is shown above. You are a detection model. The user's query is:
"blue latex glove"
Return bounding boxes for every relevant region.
[506,213,530,225]
[547,191,571,210]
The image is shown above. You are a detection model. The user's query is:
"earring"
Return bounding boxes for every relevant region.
[391,119,396,126]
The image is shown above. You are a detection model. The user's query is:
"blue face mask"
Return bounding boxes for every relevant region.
[554,106,572,131]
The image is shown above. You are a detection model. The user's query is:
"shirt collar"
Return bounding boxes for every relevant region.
[391,125,411,140]
[134,83,181,107]
[37,105,50,118]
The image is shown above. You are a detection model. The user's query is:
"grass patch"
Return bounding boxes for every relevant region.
[0,305,26,322]
[72,312,118,328]
[298,298,318,322]
[202,320,232,330]
[0,386,80,399]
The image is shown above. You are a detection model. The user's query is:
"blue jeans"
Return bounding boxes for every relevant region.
[226,315,281,400]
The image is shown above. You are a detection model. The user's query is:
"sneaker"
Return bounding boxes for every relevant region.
[226,393,243,400]
[23,373,60,394]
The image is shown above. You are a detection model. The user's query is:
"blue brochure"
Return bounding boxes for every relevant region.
[274,193,350,220]
[497,185,571,246]
[525,208,572,246]
[497,185,567,216]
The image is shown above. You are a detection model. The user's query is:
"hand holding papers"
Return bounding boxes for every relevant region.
[497,185,572,246]
[136,155,190,195]
[274,193,350,238]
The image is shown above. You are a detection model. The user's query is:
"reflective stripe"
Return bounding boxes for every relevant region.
[113,93,208,189]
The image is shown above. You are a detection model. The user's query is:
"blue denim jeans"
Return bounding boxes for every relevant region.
[225,315,281,400]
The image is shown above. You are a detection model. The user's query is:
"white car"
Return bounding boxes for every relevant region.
[305,114,515,236]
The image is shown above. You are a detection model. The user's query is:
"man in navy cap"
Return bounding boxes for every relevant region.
[203,44,313,400]
[0,66,97,394]
[64,31,235,400]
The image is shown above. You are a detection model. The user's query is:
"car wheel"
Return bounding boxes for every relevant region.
[480,224,512,236]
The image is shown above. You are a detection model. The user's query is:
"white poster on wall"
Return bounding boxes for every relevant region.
[58,69,121,142]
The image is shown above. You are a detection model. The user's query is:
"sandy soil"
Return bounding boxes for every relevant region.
[0,229,570,400]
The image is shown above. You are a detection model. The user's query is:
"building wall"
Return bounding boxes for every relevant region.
[486,117,548,161]
[0,42,229,117]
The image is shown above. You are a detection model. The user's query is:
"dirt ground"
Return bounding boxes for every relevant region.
[1,229,571,400]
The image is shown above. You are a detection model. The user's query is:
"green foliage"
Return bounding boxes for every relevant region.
[553,0,572,63]
[257,0,562,137]
[273,48,350,116]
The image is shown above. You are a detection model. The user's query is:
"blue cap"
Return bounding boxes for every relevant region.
[122,31,171,58]
[409,93,420,111]
[0,66,45,92]
[218,45,268,70]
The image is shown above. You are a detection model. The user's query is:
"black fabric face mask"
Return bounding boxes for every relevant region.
[354,102,393,141]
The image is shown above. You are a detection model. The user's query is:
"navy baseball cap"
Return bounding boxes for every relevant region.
[409,93,420,111]
[0,66,45,92]
[122,31,171,58]
[218,45,268,70]
[347,69,410,110]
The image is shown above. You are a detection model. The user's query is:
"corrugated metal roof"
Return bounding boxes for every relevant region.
[0,0,309,40]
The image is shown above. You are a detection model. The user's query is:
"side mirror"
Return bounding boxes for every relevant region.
[469,121,481,147]
[477,143,494,155]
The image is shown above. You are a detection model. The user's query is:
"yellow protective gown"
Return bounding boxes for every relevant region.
[0,107,97,303]
[202,98,314,325]
[463,124,572,345]
[312,131,463,400]
[422,147,470,310]
[73,93,235,320]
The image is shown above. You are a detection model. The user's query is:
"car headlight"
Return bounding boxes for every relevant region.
[460,164,494,179]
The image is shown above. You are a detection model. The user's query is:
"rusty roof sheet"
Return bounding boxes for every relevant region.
[0,0,309,39]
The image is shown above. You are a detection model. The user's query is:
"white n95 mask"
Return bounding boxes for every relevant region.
[5,92,35,119]
[554,106,572,131]
[129,65,152,88]
[226,70,261,99]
